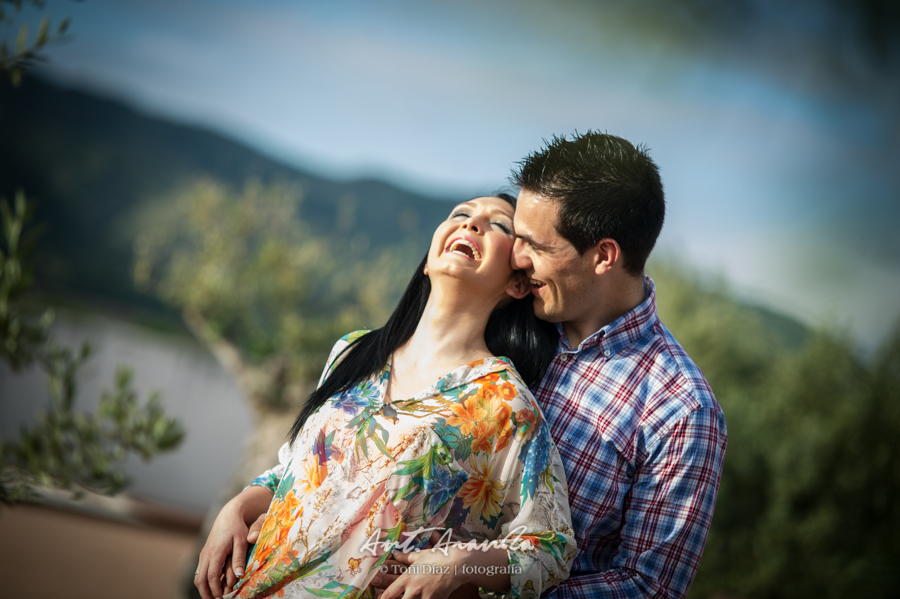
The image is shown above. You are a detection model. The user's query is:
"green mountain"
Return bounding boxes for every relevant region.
[0,75,812,351]
[0,75,456,320]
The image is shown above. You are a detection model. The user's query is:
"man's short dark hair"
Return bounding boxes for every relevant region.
[511,131,665,276]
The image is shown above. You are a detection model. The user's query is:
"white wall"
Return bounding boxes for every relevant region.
[0,308,253,514]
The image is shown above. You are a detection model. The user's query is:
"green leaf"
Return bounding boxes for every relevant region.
[16,23,27,53]
[370,433,391,460]
[36,15,49,46]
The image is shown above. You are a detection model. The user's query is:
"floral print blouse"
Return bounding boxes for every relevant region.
[230,331,576,599]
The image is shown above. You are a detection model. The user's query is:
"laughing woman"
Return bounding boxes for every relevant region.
[196,195,576,599]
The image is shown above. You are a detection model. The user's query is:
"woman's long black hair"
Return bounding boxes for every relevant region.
[288,193,558,443]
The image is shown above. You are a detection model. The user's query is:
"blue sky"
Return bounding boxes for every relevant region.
[18,0,900,352]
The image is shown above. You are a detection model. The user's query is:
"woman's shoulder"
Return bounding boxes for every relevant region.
[484,356,529,387]
[476,357,539,403]
[318,330,372,386]
[330,329,372,355]
[338,329,371,345]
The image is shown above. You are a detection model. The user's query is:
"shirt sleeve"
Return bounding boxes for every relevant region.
[488,384,577,599]
[551,407,727,599]
[247,441,293,494]
[247,330,369,493]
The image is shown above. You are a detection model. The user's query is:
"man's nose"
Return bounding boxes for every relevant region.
[511,238,530,269]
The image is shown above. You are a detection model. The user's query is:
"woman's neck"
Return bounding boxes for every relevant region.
[388,280,496,400]
[408,294,492,361]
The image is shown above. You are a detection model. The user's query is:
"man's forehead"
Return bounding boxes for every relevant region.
[514,192,561,241]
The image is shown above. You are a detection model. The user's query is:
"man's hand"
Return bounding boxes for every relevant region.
[378,547,466,599]
[247,512,266,545]
[370,530,441,591]
[194,487,272,599]
[375,532,509,599]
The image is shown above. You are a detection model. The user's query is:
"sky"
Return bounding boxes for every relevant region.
[14,0,900,352]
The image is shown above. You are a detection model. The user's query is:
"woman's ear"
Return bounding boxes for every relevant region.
[506,271,531,300]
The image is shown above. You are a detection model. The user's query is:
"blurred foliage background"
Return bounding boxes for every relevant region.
[1,1,184,507]
[650,265,900,598]
[1,189,184,506]
[131,177,418,513]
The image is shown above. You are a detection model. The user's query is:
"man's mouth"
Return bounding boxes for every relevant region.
[445,238,482,261]
[530,279,546,291]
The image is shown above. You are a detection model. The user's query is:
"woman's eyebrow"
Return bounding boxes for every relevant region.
[452,202,513,219]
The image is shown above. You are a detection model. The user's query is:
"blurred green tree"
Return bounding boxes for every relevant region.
[133,176,414,513]
[651,263,900,599]
[0,0,70,86]
[1,4,184,505]
[1,190,184,504]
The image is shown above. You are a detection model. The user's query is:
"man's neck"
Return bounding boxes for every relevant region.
[562,273,646,349]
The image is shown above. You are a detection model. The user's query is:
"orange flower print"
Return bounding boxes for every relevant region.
[297,454,327,495]
[447,395,487,435]
[491,401,513,452]
[273,491,301,525]
[348,557,362,574]
[470,420,498,454]
[515,408,537,440]
[459,455,505,521]
[498,382,517,402]
[479,372,500,385]
[494,401,512,427]
[494,426,513,454]
[254,494,302,566]
[476,384,500,404]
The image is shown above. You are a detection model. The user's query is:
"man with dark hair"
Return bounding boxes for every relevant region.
[510,131,726,598]
[204,132,725,599]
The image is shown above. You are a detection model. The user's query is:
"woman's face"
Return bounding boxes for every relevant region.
[426,196,521,297]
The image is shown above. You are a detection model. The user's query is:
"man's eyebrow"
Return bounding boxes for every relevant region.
[514,232,544,249]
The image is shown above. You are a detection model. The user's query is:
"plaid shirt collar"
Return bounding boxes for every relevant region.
[555,275,659,357]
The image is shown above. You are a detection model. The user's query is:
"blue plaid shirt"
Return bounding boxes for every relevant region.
[536,276,727,599]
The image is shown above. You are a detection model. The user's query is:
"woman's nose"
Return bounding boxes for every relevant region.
[460,218,481,233]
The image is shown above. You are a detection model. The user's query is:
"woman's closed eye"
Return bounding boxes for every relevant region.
[450,210,512,234]
[492,221,512,234]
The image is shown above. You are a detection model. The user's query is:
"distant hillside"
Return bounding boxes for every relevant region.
[0,75,456,320]
[0,75,812,350]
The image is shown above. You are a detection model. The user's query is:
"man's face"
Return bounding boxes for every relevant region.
[511,190,598,327]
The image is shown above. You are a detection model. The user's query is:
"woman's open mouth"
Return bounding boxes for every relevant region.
[445,238,482,260]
